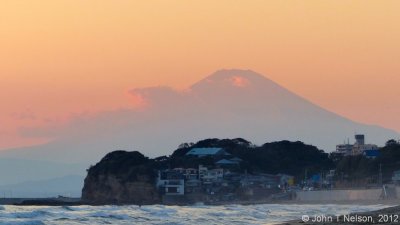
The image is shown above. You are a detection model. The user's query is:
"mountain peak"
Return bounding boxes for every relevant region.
[202,69,270,82]
[191,69,274,91]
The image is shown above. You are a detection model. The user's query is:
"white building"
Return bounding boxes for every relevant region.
[198,165,224,184]
[336,144,353,156]
[172,168,198,180]
[156,171,185,195]
[335,134,379,156]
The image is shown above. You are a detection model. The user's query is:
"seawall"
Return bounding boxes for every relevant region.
[295,188,384,201]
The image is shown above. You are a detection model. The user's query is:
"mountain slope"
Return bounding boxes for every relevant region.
[0,69,398,164]
[0,158,87,185]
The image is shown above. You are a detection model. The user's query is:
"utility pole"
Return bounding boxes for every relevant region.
[379,163,383,186]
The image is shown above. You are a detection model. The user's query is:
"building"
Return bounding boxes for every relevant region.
[335,134,379,156]
[185,179,202,194]
[353,144,379,155]
[230,157,243,163]
[156,170,185,195]
[172,168,198,180]
[277,174,295,187]
[185,147,231,157]
[156,164,292,201]
[198,165,224,184]
[355,134,365,145]
[352,134,379,155]
[240,174,280,189]
[336,144,353,156]
[216,159,239,166]
[362,149,380,158]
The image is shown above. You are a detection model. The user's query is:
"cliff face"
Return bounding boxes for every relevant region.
[81,151,160,205]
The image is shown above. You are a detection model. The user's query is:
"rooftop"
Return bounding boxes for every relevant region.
[216,159,239,165]
[186,147,229,156]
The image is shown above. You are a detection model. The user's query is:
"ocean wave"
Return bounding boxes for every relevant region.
[13,210,53,219]
[61,205,75,211]
[0,221,45,225]
[0,204,391,225]
[90,211,131,220]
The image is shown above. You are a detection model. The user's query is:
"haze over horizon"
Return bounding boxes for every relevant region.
[0,68,398,197]
[0,69,398,165]
[1,67,399,152]
[2,1,400,151]
[2,1,400,200]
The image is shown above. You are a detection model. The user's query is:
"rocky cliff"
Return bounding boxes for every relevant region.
[81,150,160,205]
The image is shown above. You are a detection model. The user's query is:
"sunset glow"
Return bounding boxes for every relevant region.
[1,0,400,149]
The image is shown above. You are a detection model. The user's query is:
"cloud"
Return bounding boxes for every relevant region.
[129,86,199,112]
[15,85,203,149]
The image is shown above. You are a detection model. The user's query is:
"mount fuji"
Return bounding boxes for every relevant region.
[0,69,398,195]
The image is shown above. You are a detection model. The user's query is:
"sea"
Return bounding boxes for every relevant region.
[0,204,391,225]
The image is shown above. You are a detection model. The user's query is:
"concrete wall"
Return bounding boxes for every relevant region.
[295,188,383,201]
[394,186,400,198]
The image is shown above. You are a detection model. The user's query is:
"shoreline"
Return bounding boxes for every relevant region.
[2,198,397,207]
[206,199,399,207]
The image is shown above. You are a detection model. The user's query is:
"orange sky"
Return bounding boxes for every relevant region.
[1,0,400,149]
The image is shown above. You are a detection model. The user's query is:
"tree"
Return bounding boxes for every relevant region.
[386,139,399,147]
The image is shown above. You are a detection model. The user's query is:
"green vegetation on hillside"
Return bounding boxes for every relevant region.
[170,138,333,180]
[83,137,400,201]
